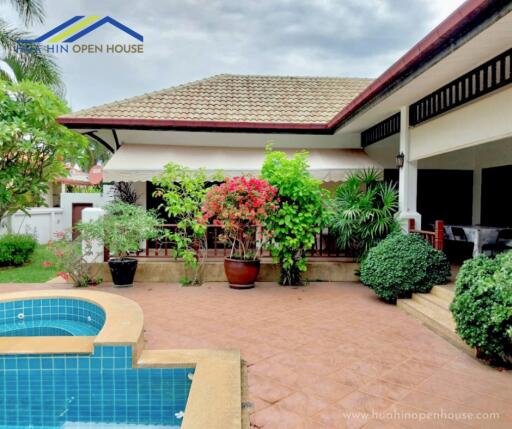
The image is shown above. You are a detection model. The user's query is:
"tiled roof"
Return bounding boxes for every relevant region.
[60,74,372,125]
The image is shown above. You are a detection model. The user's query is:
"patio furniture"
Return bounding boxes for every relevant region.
[444,225,506,257]
[481,228,512,256]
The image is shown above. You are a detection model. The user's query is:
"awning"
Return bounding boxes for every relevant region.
[103,144,382,182]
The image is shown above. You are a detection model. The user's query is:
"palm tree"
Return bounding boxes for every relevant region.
[0,0,63,92]
[330,168,399,258]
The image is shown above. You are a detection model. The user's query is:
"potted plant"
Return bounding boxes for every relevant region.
[78,201,161,287]
[202,176,277,289]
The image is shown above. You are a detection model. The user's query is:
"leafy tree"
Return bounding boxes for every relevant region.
[0,80,87,223]
[0,0,64,93]
[330,168,398,259]
[262,147,329,285]
[152,163,222,285]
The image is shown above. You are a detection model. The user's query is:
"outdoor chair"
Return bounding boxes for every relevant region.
[445,226,473,262]
[482,228,512,257]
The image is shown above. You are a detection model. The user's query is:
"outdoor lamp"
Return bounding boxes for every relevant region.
[395,152,405,169]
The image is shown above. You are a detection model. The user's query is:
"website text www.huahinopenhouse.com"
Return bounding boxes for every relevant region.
[341,408,501,423]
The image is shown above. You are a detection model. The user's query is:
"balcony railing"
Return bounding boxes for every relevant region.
[408,219,444,251]
[104,224,346,261]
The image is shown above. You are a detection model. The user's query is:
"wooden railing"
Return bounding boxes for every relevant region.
[104,224,344,261]
[408,219,444,251]
[409,48,512,126]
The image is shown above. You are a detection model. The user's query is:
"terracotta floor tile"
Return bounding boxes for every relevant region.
[360,380,411,402]
[363,419,407,429]
[311,404,368,429]
[2,281,510,429]
[277,391,330,417]
[337,391,394,414]
[249,374,295,405]
[303,378,355,403]
[251,403,304,429]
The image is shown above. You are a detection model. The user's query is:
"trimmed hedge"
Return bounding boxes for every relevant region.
[0,234,37,266]
[450,252,512,365]
[360,232,451,302]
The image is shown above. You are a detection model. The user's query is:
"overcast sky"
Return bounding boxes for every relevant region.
[1,0,466,111]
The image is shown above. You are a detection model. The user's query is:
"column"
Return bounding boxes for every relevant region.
[81,207,105,263]
[398,106,422,231]
[472,168,482,225]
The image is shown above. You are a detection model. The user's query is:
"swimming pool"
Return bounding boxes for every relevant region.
[0,298,105,337]
[0,296,193,428]
[0,345,193,428]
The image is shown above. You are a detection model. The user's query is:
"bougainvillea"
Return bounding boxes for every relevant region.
[202,176,277,260]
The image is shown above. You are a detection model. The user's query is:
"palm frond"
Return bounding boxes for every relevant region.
[5,0,45,25]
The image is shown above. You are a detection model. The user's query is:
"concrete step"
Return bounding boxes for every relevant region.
[397,295,474,356]
[430,285,455,301]
[412,291,451,310]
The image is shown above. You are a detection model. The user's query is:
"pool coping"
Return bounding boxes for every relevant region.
[0,289,242,429]
[0,289,144,354]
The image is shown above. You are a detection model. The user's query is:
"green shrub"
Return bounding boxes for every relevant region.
[451,252,512,365]
[0,234,37,266]
[330,168,398,259]
[261,147,329,285]
[360,232,450,301]
[454,255,499,293]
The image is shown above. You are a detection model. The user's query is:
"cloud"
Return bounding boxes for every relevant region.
[1,0,465,110]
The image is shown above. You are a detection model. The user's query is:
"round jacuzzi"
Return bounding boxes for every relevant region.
[0,297,105,336]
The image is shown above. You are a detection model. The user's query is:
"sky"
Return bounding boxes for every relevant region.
[1,0,466,111]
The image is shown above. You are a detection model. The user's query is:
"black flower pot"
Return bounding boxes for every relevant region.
[108,258,138,287]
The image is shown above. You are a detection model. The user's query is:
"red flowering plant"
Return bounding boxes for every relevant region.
[202,177,278,260]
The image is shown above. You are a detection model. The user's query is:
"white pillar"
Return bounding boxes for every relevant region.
[398,106,421,231]
[472,168,482,225]
[81,207,105,263]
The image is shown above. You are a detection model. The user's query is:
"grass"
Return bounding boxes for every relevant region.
[0,244,59,283]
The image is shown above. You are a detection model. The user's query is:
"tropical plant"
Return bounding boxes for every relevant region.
[360,232,451,302]
[0,80,87,224]
[0,0,64,93]
[113,181,139,205]
[47,231,102,287]
[152,163,222,285]
[78,201,161,260]
[203,176,277,260]
[261,147,329,285]
[330,168,398,259]
[450,252,512,366]
[0,233,36,266]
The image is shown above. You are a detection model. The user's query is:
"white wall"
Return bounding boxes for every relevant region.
[0,208,64,244]
[132,182,147,208]
[410,85,512,161]
[60,189,113,232]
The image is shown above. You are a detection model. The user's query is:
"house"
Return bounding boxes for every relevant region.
[58,0,512,256]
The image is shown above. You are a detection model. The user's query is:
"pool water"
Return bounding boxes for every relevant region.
[0,299,192,428]
[0,346,193,428]
[0,298,105,337]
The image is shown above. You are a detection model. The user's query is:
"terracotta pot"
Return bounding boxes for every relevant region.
[224,258,260,289]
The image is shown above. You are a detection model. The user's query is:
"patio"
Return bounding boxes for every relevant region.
[2,281,511,428]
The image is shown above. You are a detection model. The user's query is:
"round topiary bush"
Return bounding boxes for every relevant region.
[360,232,451,302]
[450,252,512,366]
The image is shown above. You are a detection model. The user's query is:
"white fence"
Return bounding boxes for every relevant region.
[0,208,64,244]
